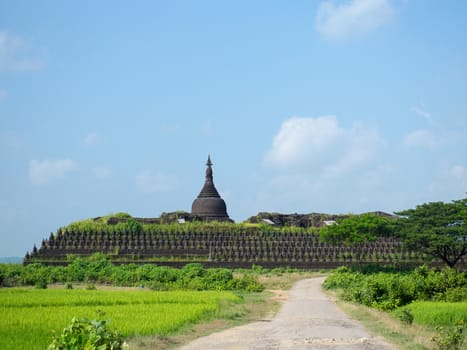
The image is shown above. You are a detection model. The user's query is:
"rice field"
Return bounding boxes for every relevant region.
[0,288,240,350]
[408,301,467,326]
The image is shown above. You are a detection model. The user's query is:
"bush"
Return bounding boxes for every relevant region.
[150,266,179,284]
[324,266,466,310]
[0,263,22,286]
[444,287,467,302]
[228,274,264,292]
[394,307,414,324]
[35,277,48,289]
[47,317,127,350]
[125,218,142,234]
[2,257,266,292]
[205,268,234,290]
[21,263,50,286]
[431,320,465,350]
[149,280,171,291]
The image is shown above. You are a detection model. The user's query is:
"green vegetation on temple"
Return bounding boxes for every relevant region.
[61,212,315,236]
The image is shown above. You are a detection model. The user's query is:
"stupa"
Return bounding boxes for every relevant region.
[191,156,232,222]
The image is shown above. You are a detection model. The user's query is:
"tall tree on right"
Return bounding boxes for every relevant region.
[396,197,467,268]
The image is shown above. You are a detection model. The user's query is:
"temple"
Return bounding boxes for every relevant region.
[24,155,438,269]
[191,156,232,222]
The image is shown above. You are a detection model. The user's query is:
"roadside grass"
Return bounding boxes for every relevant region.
[403,301,467,326]
[326,289,467,350]
[326,289,432,350]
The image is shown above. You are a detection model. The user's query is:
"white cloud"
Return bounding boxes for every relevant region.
[264,116,343,169]
[29,159,76,185]
[0,31,43,72]
[92,165,112,180]
[0,88,8,101]
[324,121,382,177]
[403,129,438,149]
[260,115,387,214]
[264,115,382,176]
[135,170,176,193]
[315,0,394,40]
[411,106,434,124]
[84,132,101,145]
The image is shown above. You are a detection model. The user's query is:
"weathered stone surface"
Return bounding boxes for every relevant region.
[245,212,350,228]
[245,211,398,228]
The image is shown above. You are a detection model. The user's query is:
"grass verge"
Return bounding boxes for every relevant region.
[325,290,451,350]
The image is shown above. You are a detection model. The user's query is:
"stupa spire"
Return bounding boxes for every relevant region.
[205,155,213,183]
[198,155,220,198]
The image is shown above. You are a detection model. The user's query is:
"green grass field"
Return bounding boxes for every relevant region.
[407,301,467,327]
[0,288,240,350]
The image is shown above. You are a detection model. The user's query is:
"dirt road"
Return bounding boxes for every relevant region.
[178,277,394,350]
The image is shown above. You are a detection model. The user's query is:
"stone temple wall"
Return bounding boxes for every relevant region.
[24,227,454,269]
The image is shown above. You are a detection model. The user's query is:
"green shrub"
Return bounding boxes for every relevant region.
[66,258,88,282]
[20,263,49,286]
[394,307,414,324]
[125,218,142,234]
[113,212,132,219]
[150,266,180,284]
[444,287,467,302]
[0,263,22,286]
[182,263,206,279]
[228,274,264,292]
[149,280,171,291]
[35,277,48,289]
[47,317,127,350]
[2,257,266,292]
[431,320,465,350]
[205,268,234,290]
[324,267,466,311]
[186,277,207,291]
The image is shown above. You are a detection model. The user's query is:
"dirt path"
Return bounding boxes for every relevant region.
[178,277,394,350]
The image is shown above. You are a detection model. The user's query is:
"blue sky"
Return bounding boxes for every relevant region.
[1,0,466,257]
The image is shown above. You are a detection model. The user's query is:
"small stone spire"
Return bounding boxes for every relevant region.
[198,155,220,198]
[205,155,213,182]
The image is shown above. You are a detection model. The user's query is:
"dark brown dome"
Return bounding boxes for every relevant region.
[191,156,232,222]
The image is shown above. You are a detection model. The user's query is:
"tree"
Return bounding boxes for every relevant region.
[319,213,395,245]
[395,198,467,268]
